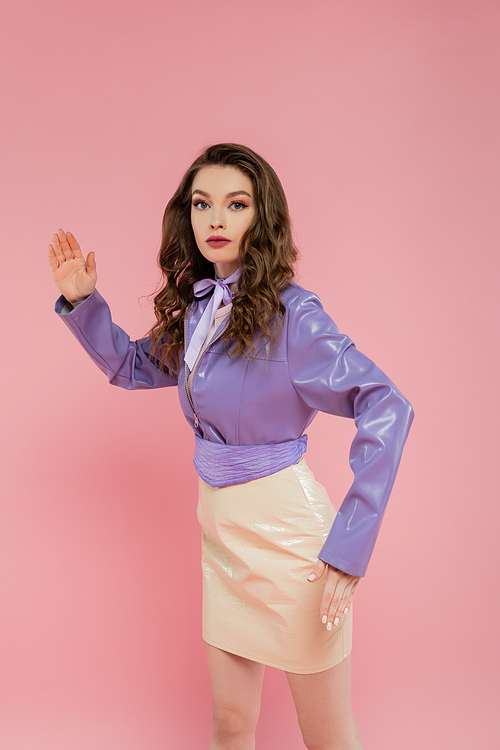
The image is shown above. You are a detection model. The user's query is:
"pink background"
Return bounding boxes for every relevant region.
[1,1,499,747]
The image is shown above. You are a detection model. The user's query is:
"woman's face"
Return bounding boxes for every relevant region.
[191,165,255,278]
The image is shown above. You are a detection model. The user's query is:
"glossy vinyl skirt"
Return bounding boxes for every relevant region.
[197,457,352,674]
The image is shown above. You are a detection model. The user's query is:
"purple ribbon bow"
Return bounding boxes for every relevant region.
[184,267,242,371]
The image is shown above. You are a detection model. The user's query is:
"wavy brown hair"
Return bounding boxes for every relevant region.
[146,143,298,375]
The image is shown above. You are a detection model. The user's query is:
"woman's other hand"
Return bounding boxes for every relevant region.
[307,560,360,631]
[48,228,97,303]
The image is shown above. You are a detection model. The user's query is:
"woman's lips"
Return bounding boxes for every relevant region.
[206,239,231,248]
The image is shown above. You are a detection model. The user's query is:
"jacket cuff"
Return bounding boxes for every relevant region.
[55,291,95,316]
[317,549,367,577]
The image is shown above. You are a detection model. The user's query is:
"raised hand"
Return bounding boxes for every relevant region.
[48,228,97,303]
[307,559,360,631]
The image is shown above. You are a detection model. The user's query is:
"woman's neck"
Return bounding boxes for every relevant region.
[214,261,240,279]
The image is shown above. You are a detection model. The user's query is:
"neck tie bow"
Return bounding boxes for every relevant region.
[184,267,242,371]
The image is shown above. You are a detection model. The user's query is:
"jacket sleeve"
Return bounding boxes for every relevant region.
[286,290,414,577]
[55,289,178,389]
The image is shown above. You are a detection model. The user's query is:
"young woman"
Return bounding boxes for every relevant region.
[48,143,414,750]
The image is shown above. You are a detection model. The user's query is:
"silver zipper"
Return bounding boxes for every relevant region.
[184,314,230,429]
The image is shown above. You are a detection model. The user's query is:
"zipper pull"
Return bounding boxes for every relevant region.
[194,414,199,428]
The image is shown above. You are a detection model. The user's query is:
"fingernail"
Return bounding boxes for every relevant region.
[322,615,327,624]
[344,608,349,614]
[334,617,340,626]
[307,574,316,581]
[327,622,332,631]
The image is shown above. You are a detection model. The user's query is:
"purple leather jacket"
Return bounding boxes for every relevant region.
[55,281,414,577]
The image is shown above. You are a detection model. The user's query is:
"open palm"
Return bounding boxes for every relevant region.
[48,228,97,303]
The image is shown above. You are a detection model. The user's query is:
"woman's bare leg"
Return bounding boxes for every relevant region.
[204,642,266,750]
[285,655,363,750]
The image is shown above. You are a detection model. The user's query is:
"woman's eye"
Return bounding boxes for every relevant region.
[192,199,247,210]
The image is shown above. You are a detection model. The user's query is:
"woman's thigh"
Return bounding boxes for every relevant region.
[285,655,362,749]
[204,642,266,723]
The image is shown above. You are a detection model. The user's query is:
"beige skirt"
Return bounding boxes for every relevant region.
[197,457,353,674]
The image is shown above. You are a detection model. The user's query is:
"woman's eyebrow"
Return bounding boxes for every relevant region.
[191,189,252,198]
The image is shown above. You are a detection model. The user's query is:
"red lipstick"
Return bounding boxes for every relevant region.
[206,235,231,248]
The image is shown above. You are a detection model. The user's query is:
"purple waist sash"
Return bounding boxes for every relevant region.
[193,433,308,488]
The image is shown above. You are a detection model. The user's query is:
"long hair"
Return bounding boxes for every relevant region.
[147,143,298,375]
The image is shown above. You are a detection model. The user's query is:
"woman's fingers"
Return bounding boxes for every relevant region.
[307,559,327,582]
[86,250,97,276]
[51,232,66,264]
[49,229,90,276]
[319,565,360,631]
[66,231,84,260]
[320,573,342,630]
[48,243,59,271]
[48,228,97,300]
[56,228,75,261]
[326,578,357,627]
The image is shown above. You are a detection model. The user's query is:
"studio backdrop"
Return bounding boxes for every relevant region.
[1,1,499,748]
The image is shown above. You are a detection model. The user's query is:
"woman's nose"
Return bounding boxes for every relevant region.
[210,217,225,229]
[210,208,225,229]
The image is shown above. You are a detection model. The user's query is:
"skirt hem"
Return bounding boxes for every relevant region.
[202,634,352,674]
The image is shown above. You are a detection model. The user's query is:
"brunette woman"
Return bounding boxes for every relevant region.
[48,143,414,750]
